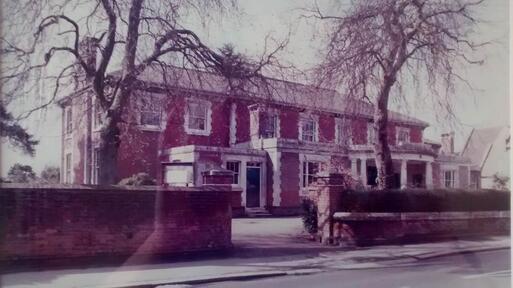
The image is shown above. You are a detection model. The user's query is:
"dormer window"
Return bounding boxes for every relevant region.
[397,127,410,144]
[300,115,318,142]
[185,99,212,136]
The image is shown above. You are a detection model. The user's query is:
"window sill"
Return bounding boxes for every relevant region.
[185,128,211,136]
[138,125,163,132]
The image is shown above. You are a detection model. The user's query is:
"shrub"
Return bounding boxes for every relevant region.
[118,173,156,186]
[338,189,510,212]
[301,198,318,234]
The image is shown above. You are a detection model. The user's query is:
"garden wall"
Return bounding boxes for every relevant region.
[308,174,510,245]
[0,183,235,262]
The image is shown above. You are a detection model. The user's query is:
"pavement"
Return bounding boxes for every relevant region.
[1,217,510,288]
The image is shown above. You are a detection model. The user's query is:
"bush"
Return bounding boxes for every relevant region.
[338,189,510,212]
[118,173,156,186]
[301,198,318,234]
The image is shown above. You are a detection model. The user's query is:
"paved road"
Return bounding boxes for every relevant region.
[198,249,510,288]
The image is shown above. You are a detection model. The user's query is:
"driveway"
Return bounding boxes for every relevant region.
[231,217,340,258]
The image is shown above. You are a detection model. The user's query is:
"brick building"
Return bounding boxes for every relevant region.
[59,64,475,215]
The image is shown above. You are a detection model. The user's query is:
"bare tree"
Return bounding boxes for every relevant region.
[310,0,486,188]
[1,0,288,184]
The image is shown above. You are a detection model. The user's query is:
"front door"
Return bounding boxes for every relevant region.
[246,163,261,208]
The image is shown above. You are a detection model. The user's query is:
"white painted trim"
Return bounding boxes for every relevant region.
[221,154,267,208]
[396,126,411,144]
[298,113,319,143]
[269,150,282,206]
[299,153,330,195]
[229,103,237,145]
[184,99,212,136]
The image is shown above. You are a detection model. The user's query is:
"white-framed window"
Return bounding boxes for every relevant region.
[397,127,410,144]
[93,100,103,130]
[262,113,279,138]
[136,93,165,130]
[65,107,73,135]
[300,116,318,142]
[92,148,99,184]
[444,170,455,188]
[367,122,376,145]
[185,99,211,136]
[302,161,320,188]
[65,153,72,183]
[335,118,352,145]
[226,161,240,185]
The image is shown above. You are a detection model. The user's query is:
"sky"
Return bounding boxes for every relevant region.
[1,0,510,176]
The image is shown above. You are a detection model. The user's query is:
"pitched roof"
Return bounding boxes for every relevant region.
[461,126,509,168]
[131,65,428,127]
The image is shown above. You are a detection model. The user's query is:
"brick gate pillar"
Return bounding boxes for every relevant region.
[310,173,346,245]
[202,169,244,217]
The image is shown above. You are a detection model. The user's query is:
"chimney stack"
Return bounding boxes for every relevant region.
[440,132,455,154]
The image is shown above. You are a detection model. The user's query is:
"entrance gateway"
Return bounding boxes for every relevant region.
[246,162,261,207]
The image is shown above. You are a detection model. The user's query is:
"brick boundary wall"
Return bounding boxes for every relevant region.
[332,211,510,245]
[308,174,510,245]
[0,184,234,262]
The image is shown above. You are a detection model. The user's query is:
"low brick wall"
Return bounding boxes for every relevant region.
[332,211,510,245]
[308,174,510,245]
[0,184,234,262]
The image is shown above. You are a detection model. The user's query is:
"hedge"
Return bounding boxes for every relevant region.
[338,189,510,212]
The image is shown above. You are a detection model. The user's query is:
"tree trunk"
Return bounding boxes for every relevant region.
[373,77,395,189]
[97,114,121,184]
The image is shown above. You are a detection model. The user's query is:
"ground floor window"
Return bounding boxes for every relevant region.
[92,148,100,184]
[226,161,240,184]
[65,153,72,183]
[302,161,320,188]
[444,170,455,188]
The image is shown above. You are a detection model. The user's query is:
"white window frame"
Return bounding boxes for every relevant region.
[184,99,212,136]
[397,127,410,144]
[262,112,280,138]
[136,93,166,131]
[444,170,455,188]
[226,161,241,185]
[65,106,73,137]
[92,99,103,131]
[302,161,321,188]
[92,148,100,184]
[367,122,376,145]
[335,117,352,145]
[65,153,72,184]
[299,114,318,142]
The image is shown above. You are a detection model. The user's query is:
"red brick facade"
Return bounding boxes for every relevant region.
[60,69,472,215]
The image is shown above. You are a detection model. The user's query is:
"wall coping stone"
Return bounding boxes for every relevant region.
[333,211,510,221]
[0,183,235,193]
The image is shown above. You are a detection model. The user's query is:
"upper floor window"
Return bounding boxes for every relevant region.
[367,122,376,145]
[300,115,318,142]
[93,100,103,129]
[397,127,410,144]
[65,107,73,135]
[336,118,351,145]
[262,113,279,138]
[185,99,211,136]
[136,93,164,130]
[226,161,240,185]
[444,170,455,188]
